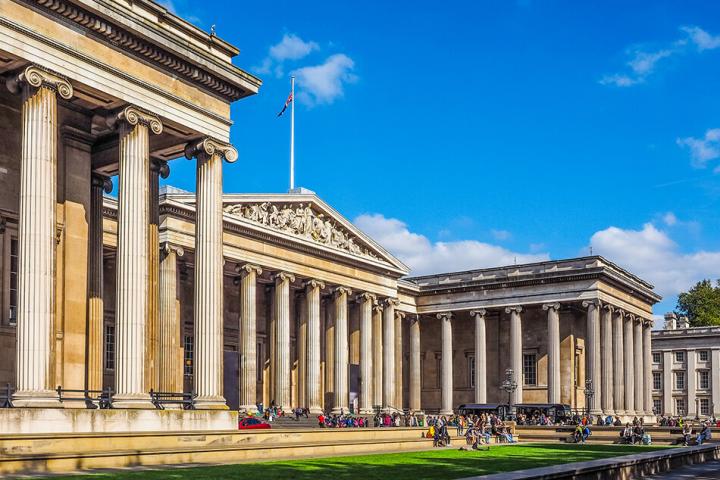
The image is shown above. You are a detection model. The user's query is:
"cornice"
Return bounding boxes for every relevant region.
[17,0,259,102]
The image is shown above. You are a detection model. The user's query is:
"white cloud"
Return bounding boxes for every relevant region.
[293,54,357,105]
[589,222,720,298]
[677,128,720,168]
[254,33,319,77]
[491,229,512,241]
[662,212,677,226]
[601,25,720,87]
[354,214,549,276]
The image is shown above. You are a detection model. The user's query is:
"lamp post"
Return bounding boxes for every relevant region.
[500,368,518,419]
[584,378,594,418]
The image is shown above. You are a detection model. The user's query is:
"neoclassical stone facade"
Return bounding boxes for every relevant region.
[0,0,662,432]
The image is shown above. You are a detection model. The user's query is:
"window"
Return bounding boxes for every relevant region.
[675,398,686,416]
[699,350,709,362]
[468,356,476,388]
[523,353,537,386]
[675,371,685,390]
[652,372,662,390]
[653,398,662,414]
[675,351,685,363]
[700,398,710,416]
[699,370,710,390]
[9,238,18,326]
[652,352,662,364]
[184,335,194,376]
[104,324,115,371]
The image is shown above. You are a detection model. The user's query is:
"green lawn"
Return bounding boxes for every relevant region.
[56,444,669,480]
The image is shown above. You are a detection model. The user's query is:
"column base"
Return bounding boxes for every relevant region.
[12,390,62,408]
[112,393,155,409]
[193,395,229,410]
[308,406,323,415]
[331,406,349,415]
[239,404,258,415]
[439,409,453,416]
[359,408,375,415]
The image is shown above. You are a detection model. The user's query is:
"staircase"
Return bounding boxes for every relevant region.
[270,416,318,429]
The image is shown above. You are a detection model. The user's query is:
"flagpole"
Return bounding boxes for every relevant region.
[290,75,295,191]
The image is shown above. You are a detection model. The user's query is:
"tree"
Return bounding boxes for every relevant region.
[676,279,720,327]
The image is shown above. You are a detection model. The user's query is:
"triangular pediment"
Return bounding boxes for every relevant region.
[160,188,409,274]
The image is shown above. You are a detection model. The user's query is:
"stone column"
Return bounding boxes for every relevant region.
[185,138,237,409]
[382,298,398,411]
[394,311,405,410]
[297,293,307,408]
[662,351,673,416]
[438,312,454,415]
[583,300,602,415]
[145,159,169,393]
[113,106,163,408]
[372,302,383,408]
[238,264,262,413]
[8,66,72,407]
[158,243,184,392]
[543,303,561,405]
[357,293,375,414]
[306,279,325,414]
[273,272,295,412]
[613,309,626,415]
[87,174,112,392]
[633,318,643,417]
[470,310,487,403]
[687,349,696,418]
[711,349,720,418]
[409,315,421,413]
[506,306,523,405]
[333,286,352,413]
[624,314,635,415]
[600,304,614,415]
[643,320,653,416]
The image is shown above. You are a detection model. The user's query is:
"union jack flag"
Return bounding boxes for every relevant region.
[277,91,293,117]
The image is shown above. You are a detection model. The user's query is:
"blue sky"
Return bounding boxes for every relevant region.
[158,0,720,319]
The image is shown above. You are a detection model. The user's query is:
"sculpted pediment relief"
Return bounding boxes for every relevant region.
[223,201,383,262]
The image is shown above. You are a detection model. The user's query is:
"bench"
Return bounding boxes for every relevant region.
[56,386,114,409]
[149,389,196,410]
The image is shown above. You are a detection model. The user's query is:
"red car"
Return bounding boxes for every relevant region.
[238,417,271,430]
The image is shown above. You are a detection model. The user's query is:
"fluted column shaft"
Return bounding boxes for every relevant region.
[471,310,487,403]
[623,315,635,414]
[613,310,625,414]
[643,320,653,415]
[185,138,237,409]
[273,273,294,411]
[633,318,643,416]
[543,303,561,405]
[358,293,375,413]
[297,294,307,408]
[372,304,383,408]
[115,107,162,408]
[409,316,421,412]
[159,244,183,392]
[600,305,614,414]
[507,306,523,404]
[87,175,111,392]
[439,313,453,415]
[11,67,72,407]
[382,299,397,411]
[306,280,324,414]
[239,264,262,412]
[583,300,601,415]
[394,311,404,410]
[332,287,351,413]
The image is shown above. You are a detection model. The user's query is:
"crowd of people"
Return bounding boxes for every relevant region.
[422,414,516,448]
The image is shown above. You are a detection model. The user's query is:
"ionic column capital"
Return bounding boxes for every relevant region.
[355,292,376,304]
[381,297,400,308]
[602,303,615,313]
[91,173,113,193]
[150,158,170,179]
[505,305,523,314]
[372,303,384,314]
[469,309,487,318]
[161,242,184,257]
[644,318,654,328]
[184,137,238,163]
[614,308,626,318]
[236,263,262,276]
[542,302,561,312]
[275,272,296,284]
[109,105,163,135]
[436,312,453,321]
[304,278,324,290]
[6,65,73,99]
[334,286,353,298]
[395,311,406,320]
[582,299,601,309]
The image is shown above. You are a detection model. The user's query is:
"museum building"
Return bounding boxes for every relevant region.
[0,0,663,432]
